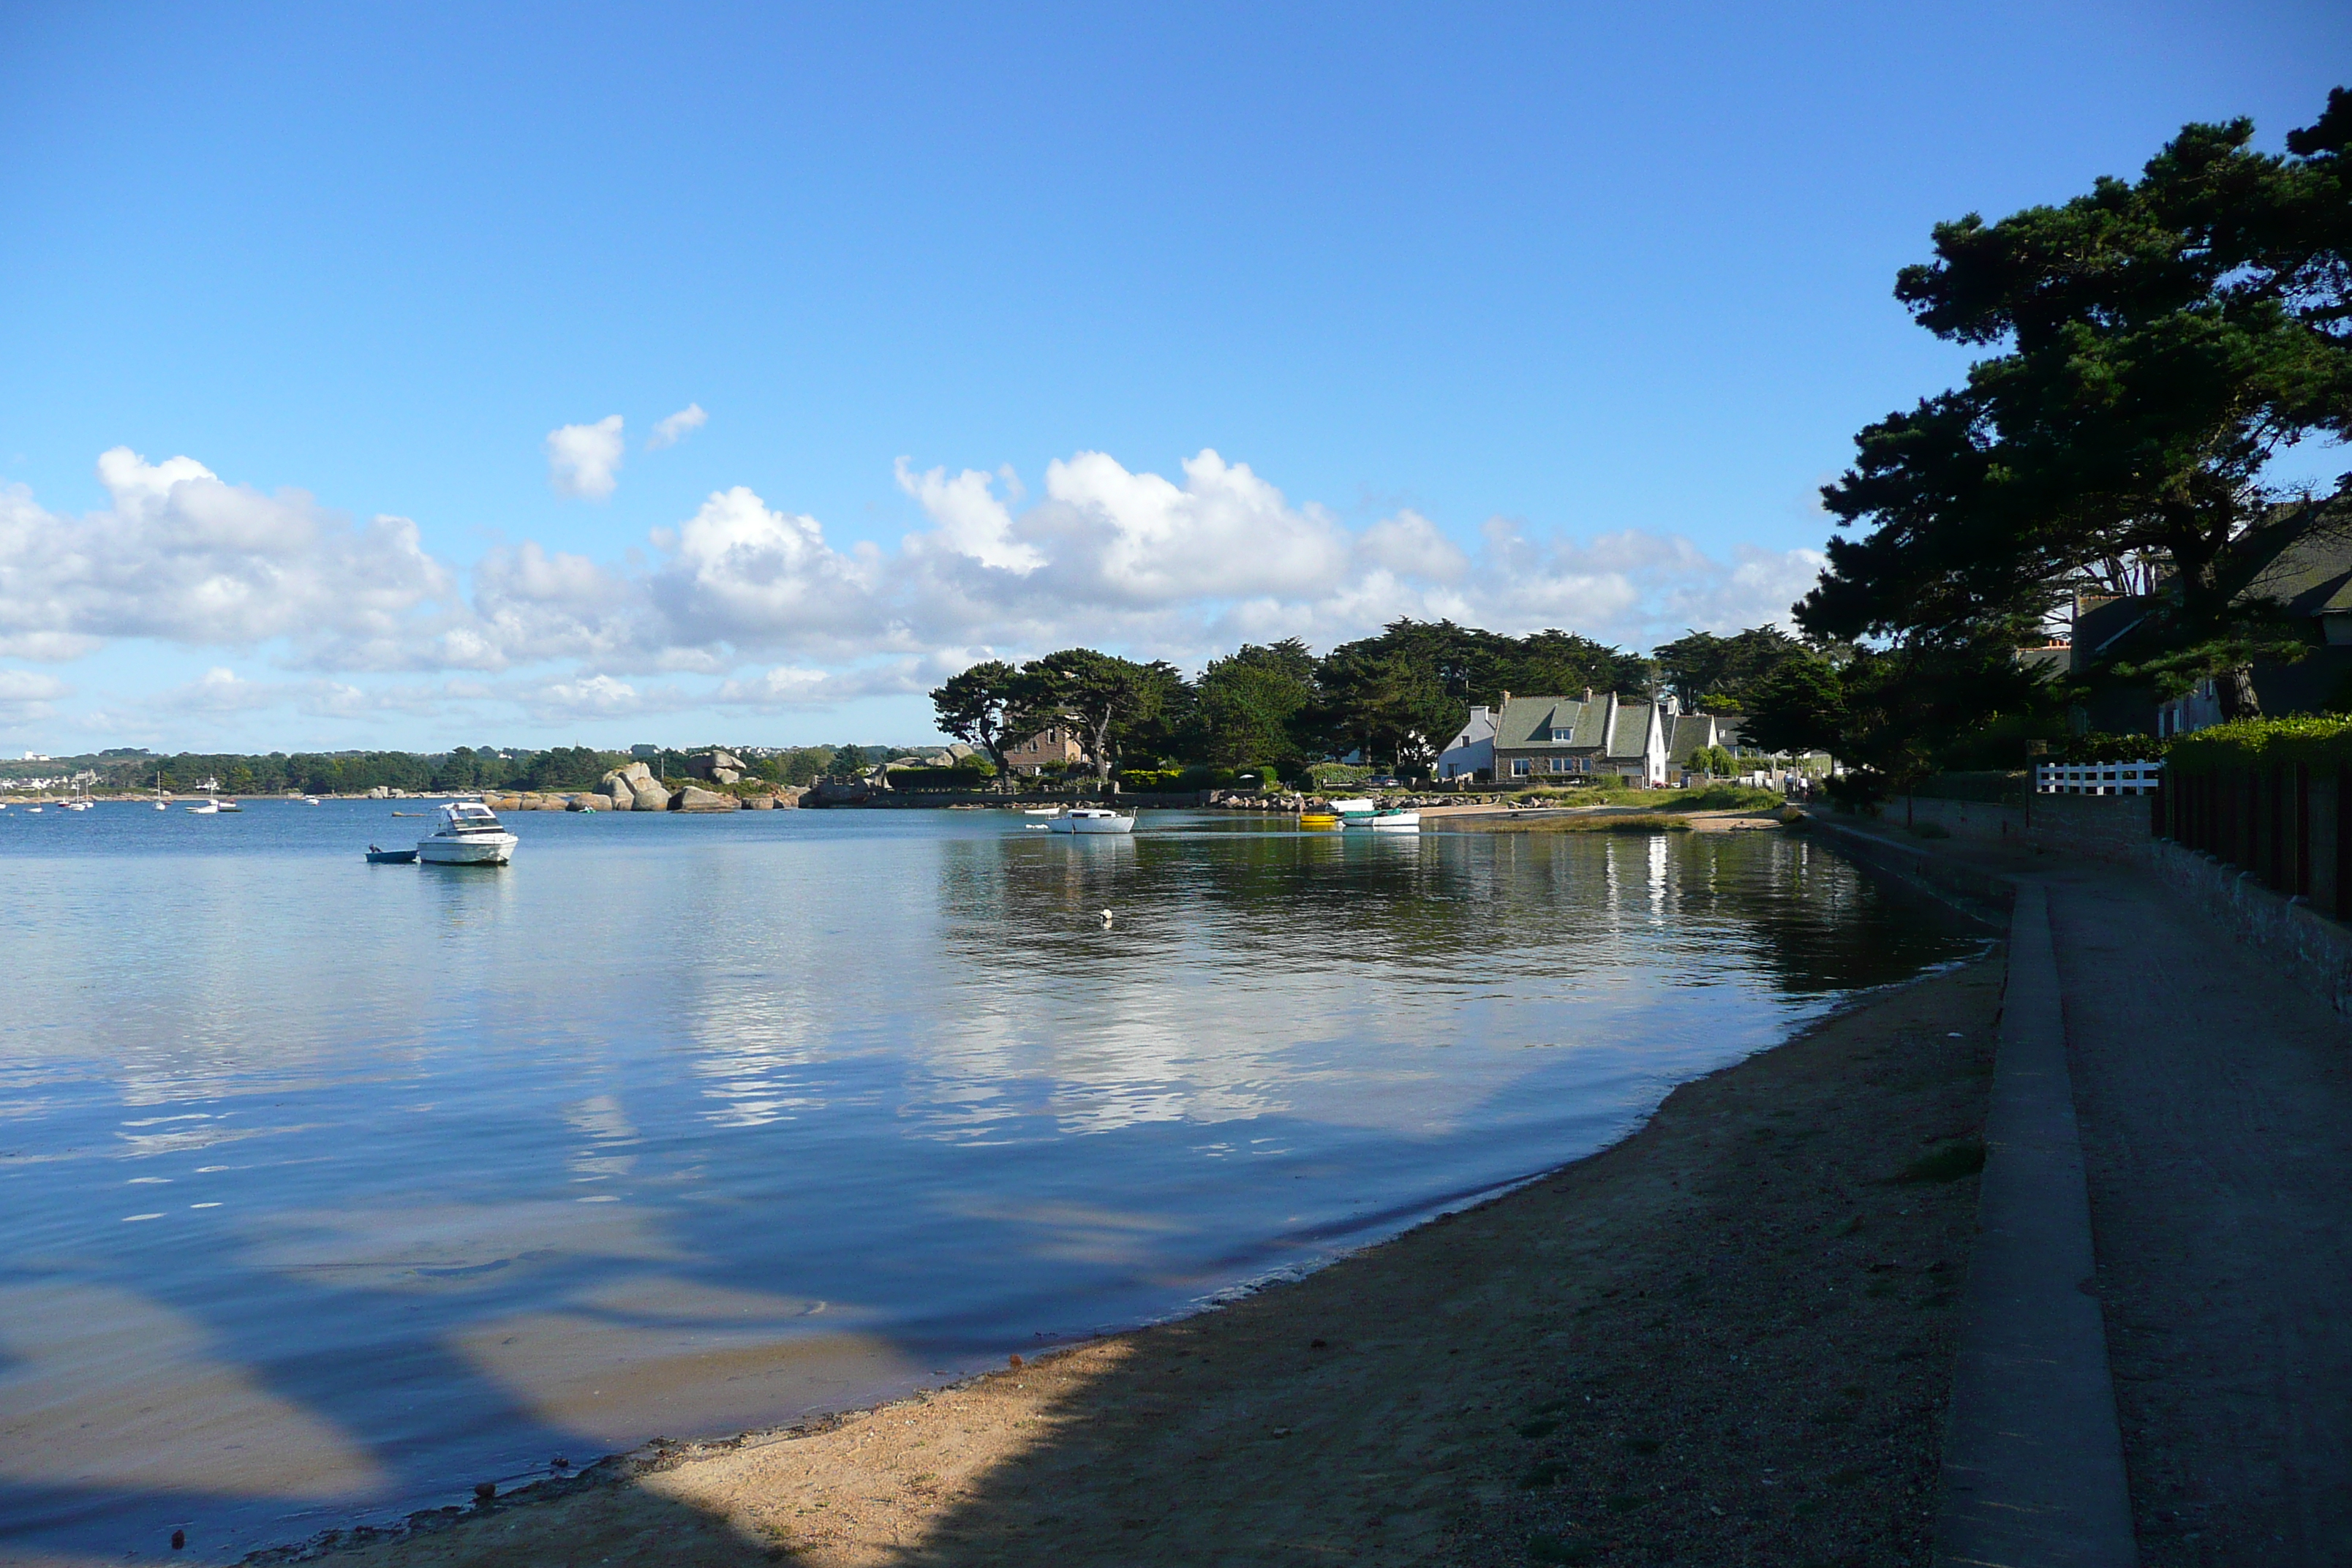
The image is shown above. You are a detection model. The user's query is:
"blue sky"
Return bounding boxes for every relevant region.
[0,1,2342,753]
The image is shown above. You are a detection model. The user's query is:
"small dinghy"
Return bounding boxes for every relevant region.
[366,844,419,864]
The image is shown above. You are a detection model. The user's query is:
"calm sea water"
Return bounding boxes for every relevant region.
[0,801,1976,1561]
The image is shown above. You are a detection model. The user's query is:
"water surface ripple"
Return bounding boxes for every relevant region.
[0,802,1974,1558]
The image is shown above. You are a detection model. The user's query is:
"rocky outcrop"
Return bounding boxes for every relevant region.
[688,750,747,785]
[595,761,672,812]
[676,785,734,813]
[744,793,774,809]
[566,794,600,811]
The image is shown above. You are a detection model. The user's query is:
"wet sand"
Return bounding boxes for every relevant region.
[263,954,2000,1568]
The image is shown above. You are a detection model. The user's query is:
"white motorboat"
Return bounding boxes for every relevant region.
[417,800,518,864]
[185,799,220,815]
[1045,807,1136,835]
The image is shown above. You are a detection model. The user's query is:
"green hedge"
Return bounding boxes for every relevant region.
[1116,764,1256,792]
[2053,731,2174,764]
[2166,716,2352,775]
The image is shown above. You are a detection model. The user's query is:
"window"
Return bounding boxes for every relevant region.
[1511,758,1530,777]
[1548,756,1570,773]
[1549,727,1572,742]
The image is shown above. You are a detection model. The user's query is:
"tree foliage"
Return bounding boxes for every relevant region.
[1194,641,1317,766]
[929,660,1025,785]
[1798,90,2351,732]
[1011,649,1174,787]
[1654,627,1812,712]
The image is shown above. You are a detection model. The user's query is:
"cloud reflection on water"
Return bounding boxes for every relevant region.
[0,804,1980,1559]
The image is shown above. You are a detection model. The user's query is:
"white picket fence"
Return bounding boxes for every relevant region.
[2035,760,2164,796]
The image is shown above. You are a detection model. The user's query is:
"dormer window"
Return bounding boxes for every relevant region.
[1549,727,1572,742]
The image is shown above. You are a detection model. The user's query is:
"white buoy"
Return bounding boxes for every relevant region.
[1099,909,1115,925]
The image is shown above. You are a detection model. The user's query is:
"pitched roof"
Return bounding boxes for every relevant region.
[1667,713,1749,760]
[1494,694,1610,749]
[1610,701,1654,757]
[2071,503,2352,673]
[1495,693,1658,761]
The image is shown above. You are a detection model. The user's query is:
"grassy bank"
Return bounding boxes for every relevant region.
[1447,811,1698,834]
[1505,783,1787,813]
[286,958,1999,1568]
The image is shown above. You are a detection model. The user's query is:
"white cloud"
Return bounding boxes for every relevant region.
[1355,509,1469,582]
[645,486,883,648]
[647,404,708,451]
[0,451,454,666]
[0,668,70,724]
[894,459,1041,573]
[1022,448,1351,604]
[522,673,646,720]
[0,444,1830,743]
[545,415,625,500]
[714,650,975,709]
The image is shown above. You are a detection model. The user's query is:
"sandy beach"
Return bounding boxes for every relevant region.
[260,949,1999,1568]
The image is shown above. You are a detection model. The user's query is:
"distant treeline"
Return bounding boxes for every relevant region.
[77,744,900,795]
[934,619,1814,783]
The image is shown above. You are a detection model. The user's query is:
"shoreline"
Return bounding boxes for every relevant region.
[245,948,2002,1568]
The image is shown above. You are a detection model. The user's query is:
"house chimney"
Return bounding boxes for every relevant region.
[1583,686,1593,703]
[1500,690,1510,706]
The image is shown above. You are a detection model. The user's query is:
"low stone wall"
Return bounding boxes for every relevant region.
[1889,793,2152,866]
[2146,840,2352,1015]
[1898,795,2027,848]
[2025,794,2158,865]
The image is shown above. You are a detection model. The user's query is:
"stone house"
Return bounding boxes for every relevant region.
[1003,725,1085,776]
[1490,692,1670,787]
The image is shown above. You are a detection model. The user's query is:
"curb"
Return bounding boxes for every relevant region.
[1934,883,2136,1566]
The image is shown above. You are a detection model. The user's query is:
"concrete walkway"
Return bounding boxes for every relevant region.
[1938,883,2136,1567]
[1812,818,2352,1562]
[2040,859,2352,1564]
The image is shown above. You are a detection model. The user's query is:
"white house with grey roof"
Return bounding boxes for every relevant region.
[1490,691,1670,788]
[1435,705,1496,781]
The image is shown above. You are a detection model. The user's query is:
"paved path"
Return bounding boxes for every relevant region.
[2039,862,2352,1564]
[1939,883,2135,1567]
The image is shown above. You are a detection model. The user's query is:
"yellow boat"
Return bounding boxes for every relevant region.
[1298,812,1341,829]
